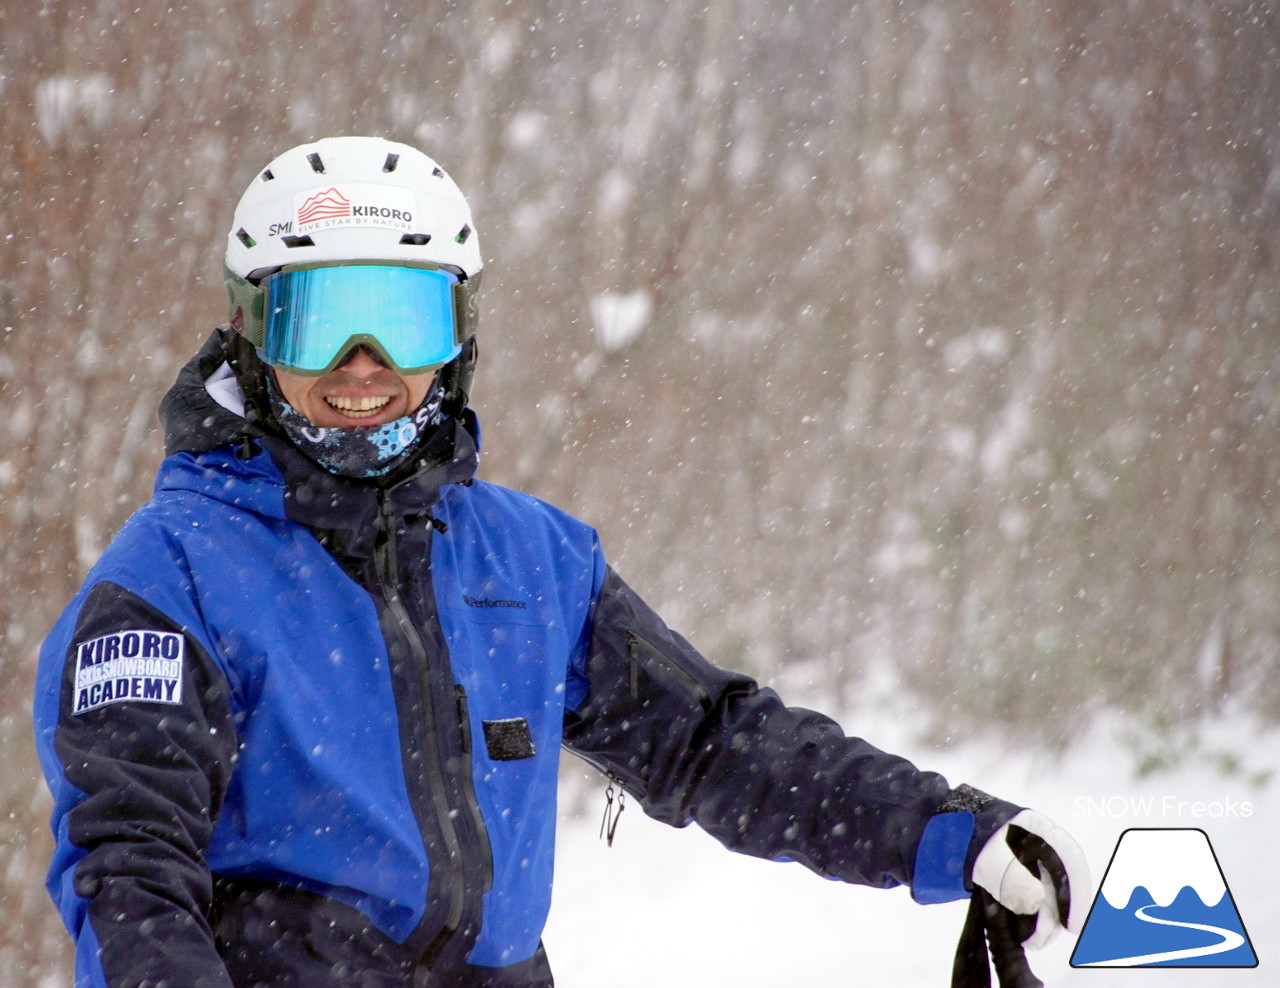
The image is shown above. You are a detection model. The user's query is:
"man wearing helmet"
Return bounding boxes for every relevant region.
[35,137,1087,987]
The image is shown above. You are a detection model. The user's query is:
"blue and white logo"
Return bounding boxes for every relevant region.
[1071,828,1257,968]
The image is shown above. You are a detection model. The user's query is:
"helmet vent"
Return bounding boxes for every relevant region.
[455,224,472,244]
[383,153,400,173]
[432,166,445,178]
[281,235,315,248]
[399,233,432,246]
[235,227,256,248]
[261,169,275,182]
[307,152,325,173]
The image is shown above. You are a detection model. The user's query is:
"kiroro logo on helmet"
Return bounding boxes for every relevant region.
[292,183,416,233]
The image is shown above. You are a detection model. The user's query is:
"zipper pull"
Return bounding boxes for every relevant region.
[599,775,626,847]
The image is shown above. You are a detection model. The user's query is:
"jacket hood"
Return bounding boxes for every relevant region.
[160,329,269,457]
[157,330,480,535]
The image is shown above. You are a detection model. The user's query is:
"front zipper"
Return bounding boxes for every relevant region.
[625,630,714,714]
[375,493,490,971]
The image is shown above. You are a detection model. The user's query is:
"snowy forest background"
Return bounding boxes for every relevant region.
[2,0,1278,981]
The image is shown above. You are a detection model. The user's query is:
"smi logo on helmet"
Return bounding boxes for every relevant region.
[269,183,417,237]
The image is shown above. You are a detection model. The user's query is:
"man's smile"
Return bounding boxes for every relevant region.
[324,394,394,419]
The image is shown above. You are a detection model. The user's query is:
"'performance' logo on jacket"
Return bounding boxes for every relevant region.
[71,630,184,716]
[463,595,528,610]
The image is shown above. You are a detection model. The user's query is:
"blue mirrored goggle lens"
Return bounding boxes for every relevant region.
[262,265,462,375]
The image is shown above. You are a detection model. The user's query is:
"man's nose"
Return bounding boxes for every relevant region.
[336,345,388,375]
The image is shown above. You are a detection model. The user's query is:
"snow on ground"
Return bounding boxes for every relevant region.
[545,693,1277,986]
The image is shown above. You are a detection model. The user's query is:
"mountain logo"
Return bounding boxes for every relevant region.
[297,187,353,226]
[293,183,416,234]
[1071,828,1257,968]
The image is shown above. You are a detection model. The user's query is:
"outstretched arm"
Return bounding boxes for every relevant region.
[562,566,1013,895]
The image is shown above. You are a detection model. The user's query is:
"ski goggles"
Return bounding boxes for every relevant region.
[260,263,464,376]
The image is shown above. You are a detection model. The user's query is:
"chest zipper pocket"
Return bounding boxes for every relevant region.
[625,630,715,715]
[455,684,471,754]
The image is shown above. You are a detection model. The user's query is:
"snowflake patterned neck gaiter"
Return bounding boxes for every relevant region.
[265,372,445,478]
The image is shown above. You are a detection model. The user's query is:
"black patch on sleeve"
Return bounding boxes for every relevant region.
[482,718,536,760]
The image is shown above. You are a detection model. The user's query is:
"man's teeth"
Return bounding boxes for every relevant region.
[326,395,392,418]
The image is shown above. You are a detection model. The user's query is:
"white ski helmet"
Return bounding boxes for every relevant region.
[223,136,483,402]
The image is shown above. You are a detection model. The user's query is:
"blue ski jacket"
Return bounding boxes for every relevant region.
[34,331,1015,987]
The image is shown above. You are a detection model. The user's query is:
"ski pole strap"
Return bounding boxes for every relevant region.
[951,889,1043,988]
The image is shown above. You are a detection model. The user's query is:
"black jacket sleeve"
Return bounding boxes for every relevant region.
[562,567,954,890]
[46,581,238,988]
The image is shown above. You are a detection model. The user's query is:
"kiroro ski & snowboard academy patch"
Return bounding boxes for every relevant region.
[71,629,184,715]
